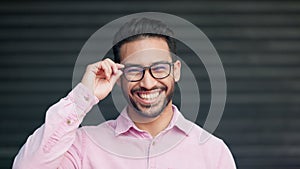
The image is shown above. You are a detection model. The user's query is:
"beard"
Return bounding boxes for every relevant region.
[123,82,175,118]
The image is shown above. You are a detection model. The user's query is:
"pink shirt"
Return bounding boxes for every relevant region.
[13,83,236,169]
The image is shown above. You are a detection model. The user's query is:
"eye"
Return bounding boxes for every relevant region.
[152,64,169,72]
[124,67,143,74]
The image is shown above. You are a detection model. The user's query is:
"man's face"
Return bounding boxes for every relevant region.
[119,37,181,118]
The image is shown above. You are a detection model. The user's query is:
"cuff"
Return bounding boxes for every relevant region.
[67,83,99,115]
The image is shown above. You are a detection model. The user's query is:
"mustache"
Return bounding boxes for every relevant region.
[131,86,167,93]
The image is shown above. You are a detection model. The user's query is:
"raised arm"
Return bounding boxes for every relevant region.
[12,59,123,169]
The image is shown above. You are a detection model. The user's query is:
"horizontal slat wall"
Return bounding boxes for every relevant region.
[1,1,300,169]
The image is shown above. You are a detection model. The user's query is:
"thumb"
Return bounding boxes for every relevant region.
[109,70,123,85]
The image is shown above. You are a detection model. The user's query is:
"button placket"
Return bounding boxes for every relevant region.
[148,139,157,169]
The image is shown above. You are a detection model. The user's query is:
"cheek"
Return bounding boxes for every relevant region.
[161,79,174,91]
[121,80,134,95]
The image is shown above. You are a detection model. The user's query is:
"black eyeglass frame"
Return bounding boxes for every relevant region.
[120,61,175,82]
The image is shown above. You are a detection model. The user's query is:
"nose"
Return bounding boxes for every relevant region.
[139,69,157,89]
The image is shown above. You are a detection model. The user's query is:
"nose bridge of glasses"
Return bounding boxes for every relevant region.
[143,66,156,79]
[138,68,157,89]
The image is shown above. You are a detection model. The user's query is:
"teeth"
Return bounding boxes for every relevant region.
[139,92,159,100]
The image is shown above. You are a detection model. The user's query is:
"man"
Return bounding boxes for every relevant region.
[13,17,236,169]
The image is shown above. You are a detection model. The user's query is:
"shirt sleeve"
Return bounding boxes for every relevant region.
[12,83,99,169]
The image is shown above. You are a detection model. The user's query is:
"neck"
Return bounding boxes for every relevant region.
[127,102,174,138]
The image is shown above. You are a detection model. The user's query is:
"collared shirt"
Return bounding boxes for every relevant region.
[13,83,236,169]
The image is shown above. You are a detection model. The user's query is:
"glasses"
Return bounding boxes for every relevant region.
[121,62,174,82]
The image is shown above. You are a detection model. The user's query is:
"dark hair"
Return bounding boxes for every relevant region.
[112,17,176,63]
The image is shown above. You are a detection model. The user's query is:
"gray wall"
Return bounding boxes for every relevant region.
[1,0,300,168]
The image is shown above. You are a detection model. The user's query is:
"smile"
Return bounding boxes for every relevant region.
[132,88,165,105]
[138,92,160,100]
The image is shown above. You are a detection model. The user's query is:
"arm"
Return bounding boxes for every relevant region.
[13,59,124,169]
[12,84,98,169]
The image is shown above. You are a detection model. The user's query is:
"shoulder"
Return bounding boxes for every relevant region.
[184,123,236,168]
[188,123,235,164]
[187,123,230,152]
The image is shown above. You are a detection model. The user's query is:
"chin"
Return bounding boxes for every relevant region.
[132,98,169,118]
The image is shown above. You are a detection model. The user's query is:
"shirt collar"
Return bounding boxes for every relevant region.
[114,105,193,136]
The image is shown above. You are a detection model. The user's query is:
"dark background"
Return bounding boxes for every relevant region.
[1,0,300,169]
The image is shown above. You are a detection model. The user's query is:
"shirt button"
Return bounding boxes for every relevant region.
[152,141,155,146]
[84,95,89,101]
[67,119,72,125]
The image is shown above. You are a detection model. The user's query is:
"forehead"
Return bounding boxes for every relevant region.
[120,37,172,65]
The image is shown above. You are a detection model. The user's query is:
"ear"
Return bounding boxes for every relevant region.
[173,60,181,82]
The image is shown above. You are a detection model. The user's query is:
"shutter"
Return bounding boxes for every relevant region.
[0,1,299,168]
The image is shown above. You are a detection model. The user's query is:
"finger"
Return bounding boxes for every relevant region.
[98,62,110,80]
[102,61,113,80]
[109,70,123,84]
[105,58,118,74]
[93,61,104,74]
[116,63,125,69]
[111,62,118,75]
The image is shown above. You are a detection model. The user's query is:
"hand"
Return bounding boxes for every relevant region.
[81,58,124,100]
